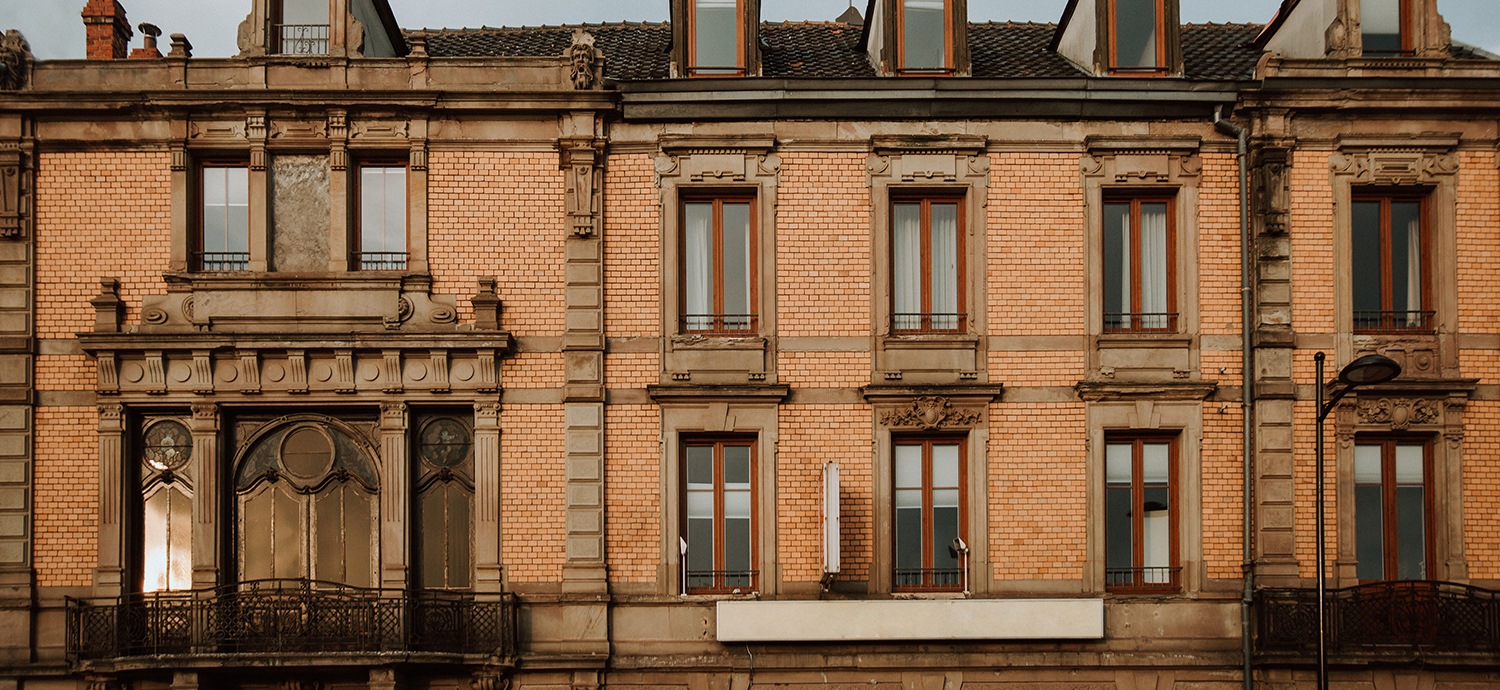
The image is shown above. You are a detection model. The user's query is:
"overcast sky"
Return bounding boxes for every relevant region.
[5,0,1498,60]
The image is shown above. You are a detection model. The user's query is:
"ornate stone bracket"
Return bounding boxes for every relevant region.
[1331,134,1460,185]
[878,396,983,430]
[1252,146,1290,235]
[560,137,604,238]
[0,139,31,240]
[1081,136,1202,183]
[655,134,778,186]
[1356,398,1441,430]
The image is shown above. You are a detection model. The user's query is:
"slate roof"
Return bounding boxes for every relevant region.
[412,21,1477,81]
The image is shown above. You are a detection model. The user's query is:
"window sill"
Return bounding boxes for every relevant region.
[680,590,760,602]
[670,333,767,349]
[891,591,967,600]
[1097,332,1192,348]
[883,333,980,349]
[166,271,429,291]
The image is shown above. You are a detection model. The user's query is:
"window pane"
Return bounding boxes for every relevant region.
[447,489,471,588]
[725,516,751,576]
[203,168,227,206]
[1143,485,1170,571]
[144,487,193,593]
[1114,0,1158,67]
[283,0,329,25]
[901,0,946,69]
[721,202,751,319]
[894,493,923,573]
[684,203,713,328]
[932,497,960,581]
[895,444,922,489]
[1362,0,1402,53]
[686,516,714,582]
[420,488,447,587]
[1355,444,1383,483]
[1103,202,1129,328]
[893,203,921,328]
[384,168,406,251]
[242,491,273,581]
[1395,483,1425,579]
[315,490,345,582]
[273,487,303,579]
[1142,442,1169,483]
[1138,203,1169,328]
[724,444,751,487]
[929,203,959,328]
[686,489,714,520]
[931,443,959,488]
[1355,481,1385,580]
[1106,443,1132,484]
[1390,200,1421,315]
[1105,485,1133,571]
[694,0,739,70]
[1351,200,1383,317]
[343,487,373,588]
[686,445,714,487]
[724,488,751,520]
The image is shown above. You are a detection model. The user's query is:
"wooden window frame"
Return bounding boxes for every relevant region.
[353,159,410,272]
[680,436,758,594]
[1104,433,1180,594]
[194,160,251,272]
[1351,190,1431,334]
[1107,0,1168,75]
[895,0,955,76]
[892,435,967,593]
[686,0,747,77]
[1353,436,1435,582]
[890,192,967,335]
[1102,192,1177,333]
[1360,0,1417,57]
[680,192,759,335]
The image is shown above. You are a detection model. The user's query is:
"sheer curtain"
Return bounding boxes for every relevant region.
[684,204,713,330]
[893,204,921,331]
[1405,215,1422,328]
[929,204,959,330]
[1139,205,1169,329]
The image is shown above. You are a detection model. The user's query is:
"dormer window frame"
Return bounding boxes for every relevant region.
[1107,0,1168,76]
[1359,0,1417,57]
[895,0,955,76]
[687,0,748,77]
[268,0,332,56]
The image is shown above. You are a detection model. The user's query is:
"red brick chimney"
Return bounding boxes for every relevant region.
[82,0,133,60]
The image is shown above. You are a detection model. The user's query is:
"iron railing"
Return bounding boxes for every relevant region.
[1106,566,1182,593]
[892,313,967,335]
[67,579,516,663]
[682,313,758,334]
[353,251,410,271]
[1353,310,1435,333]
[685,569,758,594]
[1257,581,1500,655]
[274,24,330,55]
[1104,312,1179,333]
[195,252,250,272]
[893,567,964,591]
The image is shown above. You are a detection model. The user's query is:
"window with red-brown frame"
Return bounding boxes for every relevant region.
[1105,434,1180,592]
[687,0,745,76]
[1354,437,1433,581]
[270,0,331,55]
[892,194,965,334]
[681,193,757,334]
[196,162,250,271]
[893,436,966,592]
[1108,0,1167,74]
[1352,191,1430,333]
[682,437,757,594]
[1102,192,1176,333]
[355,161,409,271]
[896,0,953,75]
[1361,0,1415,56]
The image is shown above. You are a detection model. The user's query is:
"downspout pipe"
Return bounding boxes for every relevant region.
[1213,106,1254,690]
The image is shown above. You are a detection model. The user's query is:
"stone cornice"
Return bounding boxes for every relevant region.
[646,384,790,404]
[1074,381,1218,402]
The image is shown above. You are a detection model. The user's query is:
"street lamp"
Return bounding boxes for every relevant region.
[1313,352,1401,690]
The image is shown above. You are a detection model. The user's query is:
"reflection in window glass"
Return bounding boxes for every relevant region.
[1113,0,1160,69]
[1361,0,1404,54]
[1105,437,1177,591]
[901,0,947,70]
[693,0,741,73]
[358,166,407,270]
[893,438,963,591]
[1355,440,1428,581]
[683,439,756,593]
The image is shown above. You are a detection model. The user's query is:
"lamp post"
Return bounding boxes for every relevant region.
[1313,352,1401,690]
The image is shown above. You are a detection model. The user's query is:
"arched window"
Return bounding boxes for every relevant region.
[140,419,193,592]
[415,415,474,589]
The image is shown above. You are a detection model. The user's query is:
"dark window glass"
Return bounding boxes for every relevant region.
[900,0,948,71]
[893,438,964,592]
[1103,196,1175,332]
[1354,440,1429,581]
[416,416,475,589]
[1352,194,1428,332]
[1113,0,1160,69]
[892,197,964,334]
[691,0,741,74]
[1105,436,1178,592]
[683,196,756,334]
[1361,0,1406,55]
[682,438,756,593]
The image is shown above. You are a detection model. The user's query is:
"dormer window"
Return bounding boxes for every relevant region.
[1361,0,1412,56]
[898,0,951,74]
[272,0,330,55]
[689,0,745,75]
[1109,0,1166,73]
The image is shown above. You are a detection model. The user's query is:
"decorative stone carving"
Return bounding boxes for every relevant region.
[0,29,32,91]
[1357,398,1441,430]
[1329,148,1458,185]
[471,673,510,690]
[1252,147,1290,235]
[472,279,503,331]
[561,137,603,237]
[880,396,983,430]
[567,30,604,90]
[90,279,124,333]
[0,144,26,239]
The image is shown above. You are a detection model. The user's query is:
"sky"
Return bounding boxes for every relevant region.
[4,0,1498,60]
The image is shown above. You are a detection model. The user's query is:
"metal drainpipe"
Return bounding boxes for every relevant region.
[1213,107,1254,690]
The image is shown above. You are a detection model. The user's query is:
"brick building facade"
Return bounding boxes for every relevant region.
[0,0,1498,688]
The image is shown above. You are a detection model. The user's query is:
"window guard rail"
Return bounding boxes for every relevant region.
[1105,566,1182,593]
[195,252,251,272]
[274,24,330,55]
[1353,310,1435,333]
[65,578,517,663]
[684,569,758,594]
[893,567,965,591]
[353,251,410,271]
[681,314,758,334]
[1103,312,1179,333]
[1256,580,1500,655]
[891,313,967,335]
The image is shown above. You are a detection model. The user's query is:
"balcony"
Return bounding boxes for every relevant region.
[1256,581,1500,658]
[66,579,517,668]
[274,24,330,55]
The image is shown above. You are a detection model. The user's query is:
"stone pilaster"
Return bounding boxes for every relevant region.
[94,403,126,597]
[379,402,409,590]
[189,404,220,590]
[473,401,503,592]
[0,121,31,662]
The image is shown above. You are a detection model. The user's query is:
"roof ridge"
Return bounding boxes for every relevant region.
[407,21,670,34]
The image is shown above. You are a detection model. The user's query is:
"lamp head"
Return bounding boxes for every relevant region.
[1337,354,1402,387]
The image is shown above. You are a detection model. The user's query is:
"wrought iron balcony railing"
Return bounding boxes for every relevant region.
[195,252,251,272]
[1257,581,1500,656]
[1103,312,1179,333]
[1353,309,1435,333]
[682,313,758,334]
[353,251,410,271]
[275,24,330,55]
[685,569,758,594]
[892,312,967,335]
[66,579,517,664]
[1106,566,1182,593]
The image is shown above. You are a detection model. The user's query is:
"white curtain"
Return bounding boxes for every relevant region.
[1406,215,1422,327]
[1139,205,1168,329]
[893,204,921,330]
[930,204,959,330]
[684,205,712,330]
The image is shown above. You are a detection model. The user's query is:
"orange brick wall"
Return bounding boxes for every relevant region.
[603,154,661,338]
[777,404,872,583]
[1199,153,1243,337]
[987,351,1084,388]
[604,352,659,389]
[776,152,871,338]
[35,150,172,342]
[500,404,567,584]
[989,401,1086,581]
[502,352,564,390]
[428,150,564,336]
[778,351,868,389]
[1463,401,1500,579]
[604,405,661,584]
[1456,151,1500,335]
[987,153,1085,337]
[1203,406,1245,579]
[1287,148,1336,334]
[36,354,94,392]
[34,406,98,588]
